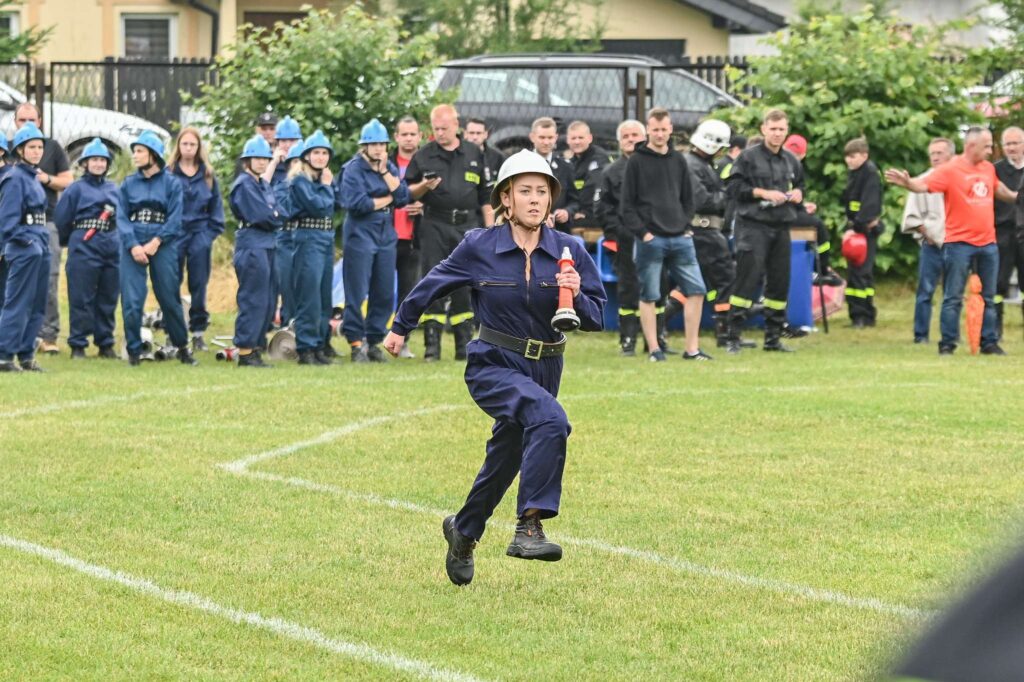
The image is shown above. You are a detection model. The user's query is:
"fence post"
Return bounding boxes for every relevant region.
[33,62,46,133]
[635,71,647,122]
[103,57,116,111]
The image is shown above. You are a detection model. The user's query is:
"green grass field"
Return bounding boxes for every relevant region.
[3,290,1023,681]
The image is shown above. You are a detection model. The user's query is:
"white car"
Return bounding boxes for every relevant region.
[0,79,170,162]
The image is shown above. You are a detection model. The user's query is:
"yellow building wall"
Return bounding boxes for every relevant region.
[583,0,730,56]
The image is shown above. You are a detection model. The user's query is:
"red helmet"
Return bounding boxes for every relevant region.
[842,230,867,267]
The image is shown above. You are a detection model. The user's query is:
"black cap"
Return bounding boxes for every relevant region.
[255,111,278,127]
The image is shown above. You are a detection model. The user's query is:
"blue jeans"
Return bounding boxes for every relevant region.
[635,234,706,302]
[341,218,397,345]
[913,242,943,341]
[940,241,998,349]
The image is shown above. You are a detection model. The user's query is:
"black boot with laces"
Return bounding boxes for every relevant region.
[506,514,562,562]
[442,515,476,586]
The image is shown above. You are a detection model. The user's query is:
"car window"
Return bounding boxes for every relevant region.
[651,70,717,111]
[548,69,624,107]
[458,68,541,104]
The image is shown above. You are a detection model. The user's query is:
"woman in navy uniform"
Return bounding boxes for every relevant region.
[230,136,282,367]
[53,138,120,359]
[268,116,303,329]
[287,129,336,366]
[117,130,197,366]
[0,137,12,307]
[0,122,51,372]
[339,118,410,362]
[167,127,224,352]
[384,150,606,586]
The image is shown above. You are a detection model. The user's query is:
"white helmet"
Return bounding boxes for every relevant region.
[490,149,561,211]
[690,120,732,155]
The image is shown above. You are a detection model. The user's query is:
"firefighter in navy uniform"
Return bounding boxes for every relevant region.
[529,117,579,234]
[568,120,613,229]
[53,138,120,359]
[0,123,50,372]
[840,137,884,327]
[681,120,740,348]
[230,136,282,368]
[405,104,493,361]
[597,119,646,355]
[266,115,304,330]
[725,109,805,353]
[383,150,605,586]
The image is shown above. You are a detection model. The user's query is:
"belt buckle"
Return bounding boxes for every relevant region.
[697,217,711,228]
[524,338,543,360]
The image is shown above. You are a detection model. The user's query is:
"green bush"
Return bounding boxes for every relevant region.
[715,6,985,278]
[188,6,448,205]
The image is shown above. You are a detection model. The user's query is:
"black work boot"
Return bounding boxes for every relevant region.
[453,321,474,361]
[351,343,369,363]
[996,302,1004,341]
[98,345,118,359]
[192,335,209,352]
[313,348,333,365]
[321,342,339,360]
[297,349,319,365]
[763,333,795,353]
[506,514,562,562]
[442,515,476,586]
[177,347,199,366]
[238,350,271,368]
[19,358,44,372]
[70,347,87,360]
[655,311,676,355]
[0,359,23,372]
[366,344,388,363]
[423,322,442,362]
[714,313,730,348]
[618,314,637,357]
[663,296,683,330]
[128,354,141,366]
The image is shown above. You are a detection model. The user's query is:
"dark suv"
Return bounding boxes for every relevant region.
[432,53,741,154]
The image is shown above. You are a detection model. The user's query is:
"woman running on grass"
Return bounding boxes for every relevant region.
[383,150,606,586]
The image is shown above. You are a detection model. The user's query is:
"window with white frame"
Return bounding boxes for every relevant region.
[0,13,19,38]
[122,14,176,60]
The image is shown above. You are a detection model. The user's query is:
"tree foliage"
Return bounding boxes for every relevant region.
[715,6,985,277]
[0,0,50,61]
[982,0,1024,128]
[399,0,604,59]
[188,6,448,186]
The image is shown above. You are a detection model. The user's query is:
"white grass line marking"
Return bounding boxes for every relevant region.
[0,383,245,419]
[218,406,464,473]
[0,534,488,682]
[217,403,931,620]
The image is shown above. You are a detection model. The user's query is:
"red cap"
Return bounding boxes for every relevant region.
[784,134,807,157]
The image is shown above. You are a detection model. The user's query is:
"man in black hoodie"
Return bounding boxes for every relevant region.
[725,109,805,353]
[622,108,709,362]
[841,137,883,327]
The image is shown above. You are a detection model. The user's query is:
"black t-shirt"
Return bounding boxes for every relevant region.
[406,139,490,212]
[39,138,70,215]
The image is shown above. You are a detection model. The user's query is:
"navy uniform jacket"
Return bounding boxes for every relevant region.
[571,145,613,226]
[406,139,489,212]
[392,224,606,344]
[685,151,726,217]
[230,172,283,249]
[541,152,579,217]
[339,153,411,221]
[0,163,49,249]
[53,173,120,244]
[116,168,183,250]
[841,160,883,234]
[289,174,334,219]
[170,163,225,235]
[597,155,627,241]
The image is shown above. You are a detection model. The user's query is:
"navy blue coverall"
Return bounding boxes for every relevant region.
[339,153,410,345]
[391,224,606,541]
[171,164,224,334]
[288,173,335,353]
[271,164,295,327]
[0,163,15,315]
[117,168,187,357]
[0,163,50,362]
[230,171,282,349]
[53,173,120,351]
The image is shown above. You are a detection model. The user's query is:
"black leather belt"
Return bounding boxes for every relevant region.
[296,217,333,231]
[424,207,473,226]
[238,221,274,232]
[74,218,112,232]
[692,215,724,229]
[23,212,46,226]
[130,209,166,224]
[478,325,566,360]
[376,206,393,214]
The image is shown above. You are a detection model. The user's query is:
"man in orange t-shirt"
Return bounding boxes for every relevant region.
[887,127,1018,355]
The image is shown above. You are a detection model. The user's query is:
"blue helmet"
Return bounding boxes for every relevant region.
[12,122,44,152]
[0,135,8,157]
[275,116,302,141]
[359,118,389,145]
[240,135,273,160]
[301,129,333,161]
[285,141,305,162]
[131,130,165,167]
[79,137,112,164]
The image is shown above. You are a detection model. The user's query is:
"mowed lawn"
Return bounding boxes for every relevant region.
[2,289,1024,681]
